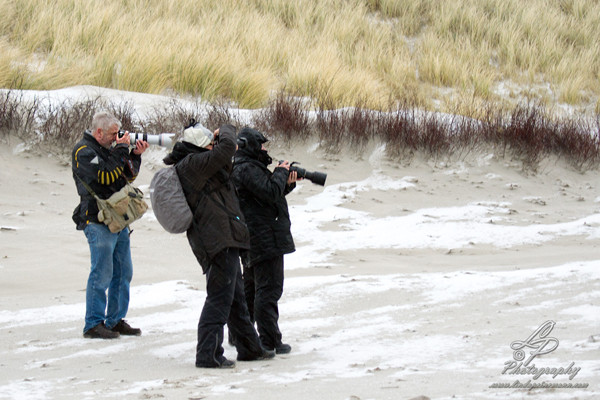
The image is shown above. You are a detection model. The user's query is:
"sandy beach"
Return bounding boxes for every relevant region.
[1,130,599,399]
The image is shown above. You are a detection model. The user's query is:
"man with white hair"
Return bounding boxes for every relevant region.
[71,111,149,339]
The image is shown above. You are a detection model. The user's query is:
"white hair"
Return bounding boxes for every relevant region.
[91,111,121,132]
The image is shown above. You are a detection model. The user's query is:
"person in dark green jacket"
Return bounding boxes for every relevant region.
[163,122,274,368]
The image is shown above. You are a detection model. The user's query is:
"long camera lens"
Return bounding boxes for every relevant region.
[118,130,174,147]
[289,164,327,186]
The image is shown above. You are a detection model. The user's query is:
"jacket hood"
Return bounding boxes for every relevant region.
[163,141,208,165]
[236,127,268,159]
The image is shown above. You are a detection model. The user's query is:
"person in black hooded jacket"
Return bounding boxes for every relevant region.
[231,127,298,355]
[163,122,274,368]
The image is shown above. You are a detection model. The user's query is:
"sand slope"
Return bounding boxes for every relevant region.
[1,137,599,400]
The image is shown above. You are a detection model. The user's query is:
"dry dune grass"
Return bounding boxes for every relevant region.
[1,0,600,112]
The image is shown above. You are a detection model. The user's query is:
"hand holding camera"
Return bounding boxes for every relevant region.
[115,130,130,145]
[277,160,290,170]
[277,160,300,184]
[133,139,149,155]
[117,130,174,147]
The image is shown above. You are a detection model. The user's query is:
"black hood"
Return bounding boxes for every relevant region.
[165,140,231,184]
[163,141,208,165]
[236,127,268,158]
[235,127,273,166]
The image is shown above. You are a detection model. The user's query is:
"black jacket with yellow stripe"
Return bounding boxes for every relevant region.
[71,130,141,230]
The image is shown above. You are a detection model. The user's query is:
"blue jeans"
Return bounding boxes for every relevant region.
[83,223,133,333]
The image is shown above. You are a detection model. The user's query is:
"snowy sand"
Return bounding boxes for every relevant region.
[1,87,599,399]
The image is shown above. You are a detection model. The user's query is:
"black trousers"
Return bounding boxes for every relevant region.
[196,248,263,366]
[243,255,284,349]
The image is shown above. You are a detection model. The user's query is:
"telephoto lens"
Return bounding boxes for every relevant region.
[118,130,174,147]
[279,161,327,186]
[291,165,327,186]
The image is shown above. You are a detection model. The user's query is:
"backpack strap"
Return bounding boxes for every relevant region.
[190,178,243,223]
[203,187,243,222]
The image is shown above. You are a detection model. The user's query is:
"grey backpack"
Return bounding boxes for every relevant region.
[149,166,193,233]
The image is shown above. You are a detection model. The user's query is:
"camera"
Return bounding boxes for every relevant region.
[118,130,174,147]
[281,161,327,186]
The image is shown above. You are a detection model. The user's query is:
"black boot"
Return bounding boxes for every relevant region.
[237,348,276,361]
[275,343,292,354]
[196,358,235,369]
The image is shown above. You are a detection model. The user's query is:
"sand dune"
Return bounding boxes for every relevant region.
[1,129,599,399]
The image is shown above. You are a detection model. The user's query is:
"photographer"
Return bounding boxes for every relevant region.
[71,111,149,339]
[163,123,274,368]
[231,127,297,355]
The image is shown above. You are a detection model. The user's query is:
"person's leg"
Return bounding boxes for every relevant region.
[242,259,255,322]
[253,255,284,350]
[105,227,133,329]
[196,248,237,368]
[83,223,117,333]
[227,254,265,360]
[229,255,253,346]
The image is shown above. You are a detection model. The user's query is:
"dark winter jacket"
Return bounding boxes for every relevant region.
[232,131,296,267]
[71,130,141,230]
[164,124,250,272]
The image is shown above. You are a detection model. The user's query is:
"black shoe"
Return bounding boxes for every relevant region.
[111,320,141,336]
[275,343,292,354]
[84,323,120,339]
[237,348,276,362]
[196,358,236,369]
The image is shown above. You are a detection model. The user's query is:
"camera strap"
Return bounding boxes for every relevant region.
[74,170,147,233]
[73,171,100,198]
